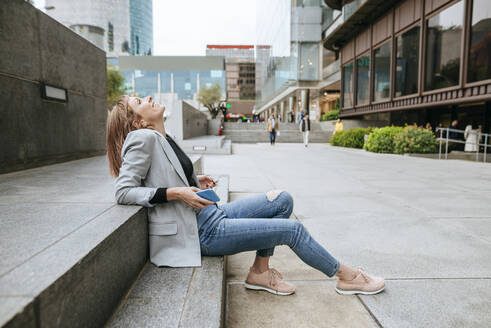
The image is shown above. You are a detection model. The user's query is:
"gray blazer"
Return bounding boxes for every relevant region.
[115,128,202,267]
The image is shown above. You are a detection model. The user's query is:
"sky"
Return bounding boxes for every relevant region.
[33,0,257,56]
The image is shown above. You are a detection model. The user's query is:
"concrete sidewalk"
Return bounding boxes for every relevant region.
[203,143,491,328]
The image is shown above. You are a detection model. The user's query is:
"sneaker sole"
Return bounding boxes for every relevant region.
[244,282,295,296]
[335,285,385,295]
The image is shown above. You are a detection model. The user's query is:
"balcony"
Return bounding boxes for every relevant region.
[323,0,402,50]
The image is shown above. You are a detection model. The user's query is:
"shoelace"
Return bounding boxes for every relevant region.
[358,269,370,283]
[269,268,283,287]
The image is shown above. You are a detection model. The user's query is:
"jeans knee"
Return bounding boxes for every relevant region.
[289,220,306,248]
[266,190,294,216]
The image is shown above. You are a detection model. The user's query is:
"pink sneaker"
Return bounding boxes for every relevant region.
[335,269,385,295]
[245,267,295,296]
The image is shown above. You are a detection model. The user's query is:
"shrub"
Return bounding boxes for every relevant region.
[330,127,373,149]
[364,126,404,153]
[321,110,339,121]
[393,126,438,154]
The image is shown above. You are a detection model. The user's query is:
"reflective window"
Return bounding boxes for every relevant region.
[357,56,370,105]
[343,62,354,107]
[373,42,391,101]
[467,0,491,83]
[299,43,320,80]
[424,1,463,91]
[395,26,420,97]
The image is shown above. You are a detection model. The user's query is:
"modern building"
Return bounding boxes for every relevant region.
[323,0,491,131]
[130,0,153,55]
[206,45,256,115]
[117,56,226,106]
[44,0,153,57]
[255,0,340,122]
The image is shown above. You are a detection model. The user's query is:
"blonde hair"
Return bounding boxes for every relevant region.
[106,95,154,177]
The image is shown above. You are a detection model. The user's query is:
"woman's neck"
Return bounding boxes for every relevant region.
[153,120,166,137]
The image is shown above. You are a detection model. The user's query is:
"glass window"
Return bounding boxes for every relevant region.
[373,42,391,101]
[467,0,491,83]
[343,62,354,108]
[299,43,320,80]
[395,26,420,97]
[357,56,370,105]
[424,1,464,91]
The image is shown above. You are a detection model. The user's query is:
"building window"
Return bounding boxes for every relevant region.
[356,55,370,105]
[373,42,391,102]
[108,22,114,52]
[467,0,491,83]
[343,62,354,108]
[395,26,420,97]
[424,1,464,91]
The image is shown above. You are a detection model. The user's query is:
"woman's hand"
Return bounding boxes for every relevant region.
[197,175,217,189]
[167,187,215,209]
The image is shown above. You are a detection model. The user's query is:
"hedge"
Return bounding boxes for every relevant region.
[363,126,404,153]
[330,127,373,149]
[320,110,339,121]
[393,126,438,154]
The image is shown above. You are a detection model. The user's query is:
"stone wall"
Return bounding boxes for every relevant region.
[0,0,107,174]
[182,101,208,139]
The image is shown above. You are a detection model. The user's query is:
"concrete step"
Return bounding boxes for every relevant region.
[180,136,232,155]
[107,175,230,328]
[0,155,209,328]
[223,130,331,143]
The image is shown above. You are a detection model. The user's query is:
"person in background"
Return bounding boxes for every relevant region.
[290,111,295,123]
[267,114,278,146]
[425,122,432,130]
[435,123,445,139]
[334,118,344,136]
[464,123,479,152]
[449,120,462,151]
[299,113,311,147]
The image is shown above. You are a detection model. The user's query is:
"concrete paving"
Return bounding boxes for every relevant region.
[203,143,491,328]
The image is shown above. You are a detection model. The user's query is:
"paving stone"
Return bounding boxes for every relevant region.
[301,214,491,279]
[226,281,378,328]
[360,279,491,328]
[227,246,328,281]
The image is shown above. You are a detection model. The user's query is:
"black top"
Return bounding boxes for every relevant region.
[149,135,197,204]
[301,118,311,132]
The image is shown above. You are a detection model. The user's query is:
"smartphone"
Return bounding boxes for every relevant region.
[196,189,220,203]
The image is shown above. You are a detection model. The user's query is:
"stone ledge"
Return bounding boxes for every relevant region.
[107,175,229,328]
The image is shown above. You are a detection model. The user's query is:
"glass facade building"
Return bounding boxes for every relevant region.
[117,56,226,101]
[130,0,153,55]
[256,0,332,106]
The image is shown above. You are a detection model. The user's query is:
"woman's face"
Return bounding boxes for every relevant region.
[128,96,165,124]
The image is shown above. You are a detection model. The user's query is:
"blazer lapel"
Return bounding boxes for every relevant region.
[155,134,189,187]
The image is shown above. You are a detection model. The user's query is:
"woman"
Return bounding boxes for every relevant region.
[267,114,278,146]
[107,95,385,296]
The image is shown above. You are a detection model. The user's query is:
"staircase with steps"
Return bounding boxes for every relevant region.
[222,122,331,143]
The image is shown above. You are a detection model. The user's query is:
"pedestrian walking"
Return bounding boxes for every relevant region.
[333,118,343,136]
[106,94,386,297]
[267,114,278,146]
[299,113,311,147]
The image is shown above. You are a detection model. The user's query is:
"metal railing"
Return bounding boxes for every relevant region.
[436,127,490,162]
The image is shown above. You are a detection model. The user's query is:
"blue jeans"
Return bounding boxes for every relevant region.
[196,191,340,277]
[269,129,276,144]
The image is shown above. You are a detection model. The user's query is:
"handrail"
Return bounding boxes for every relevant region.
[436,127,490,162]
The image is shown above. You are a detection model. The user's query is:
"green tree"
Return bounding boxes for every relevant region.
[107,65,127,109]
[197,83,222,119]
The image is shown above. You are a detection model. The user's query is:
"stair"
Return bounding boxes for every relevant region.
[0,155,228,328]
[222,122,331,143]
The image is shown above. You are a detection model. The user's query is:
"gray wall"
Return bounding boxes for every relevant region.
[165,100,208,141]
[0,0,107,174]
[182,101,208,139]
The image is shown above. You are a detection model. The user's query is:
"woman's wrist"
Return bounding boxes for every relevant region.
[166,187,181,201]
